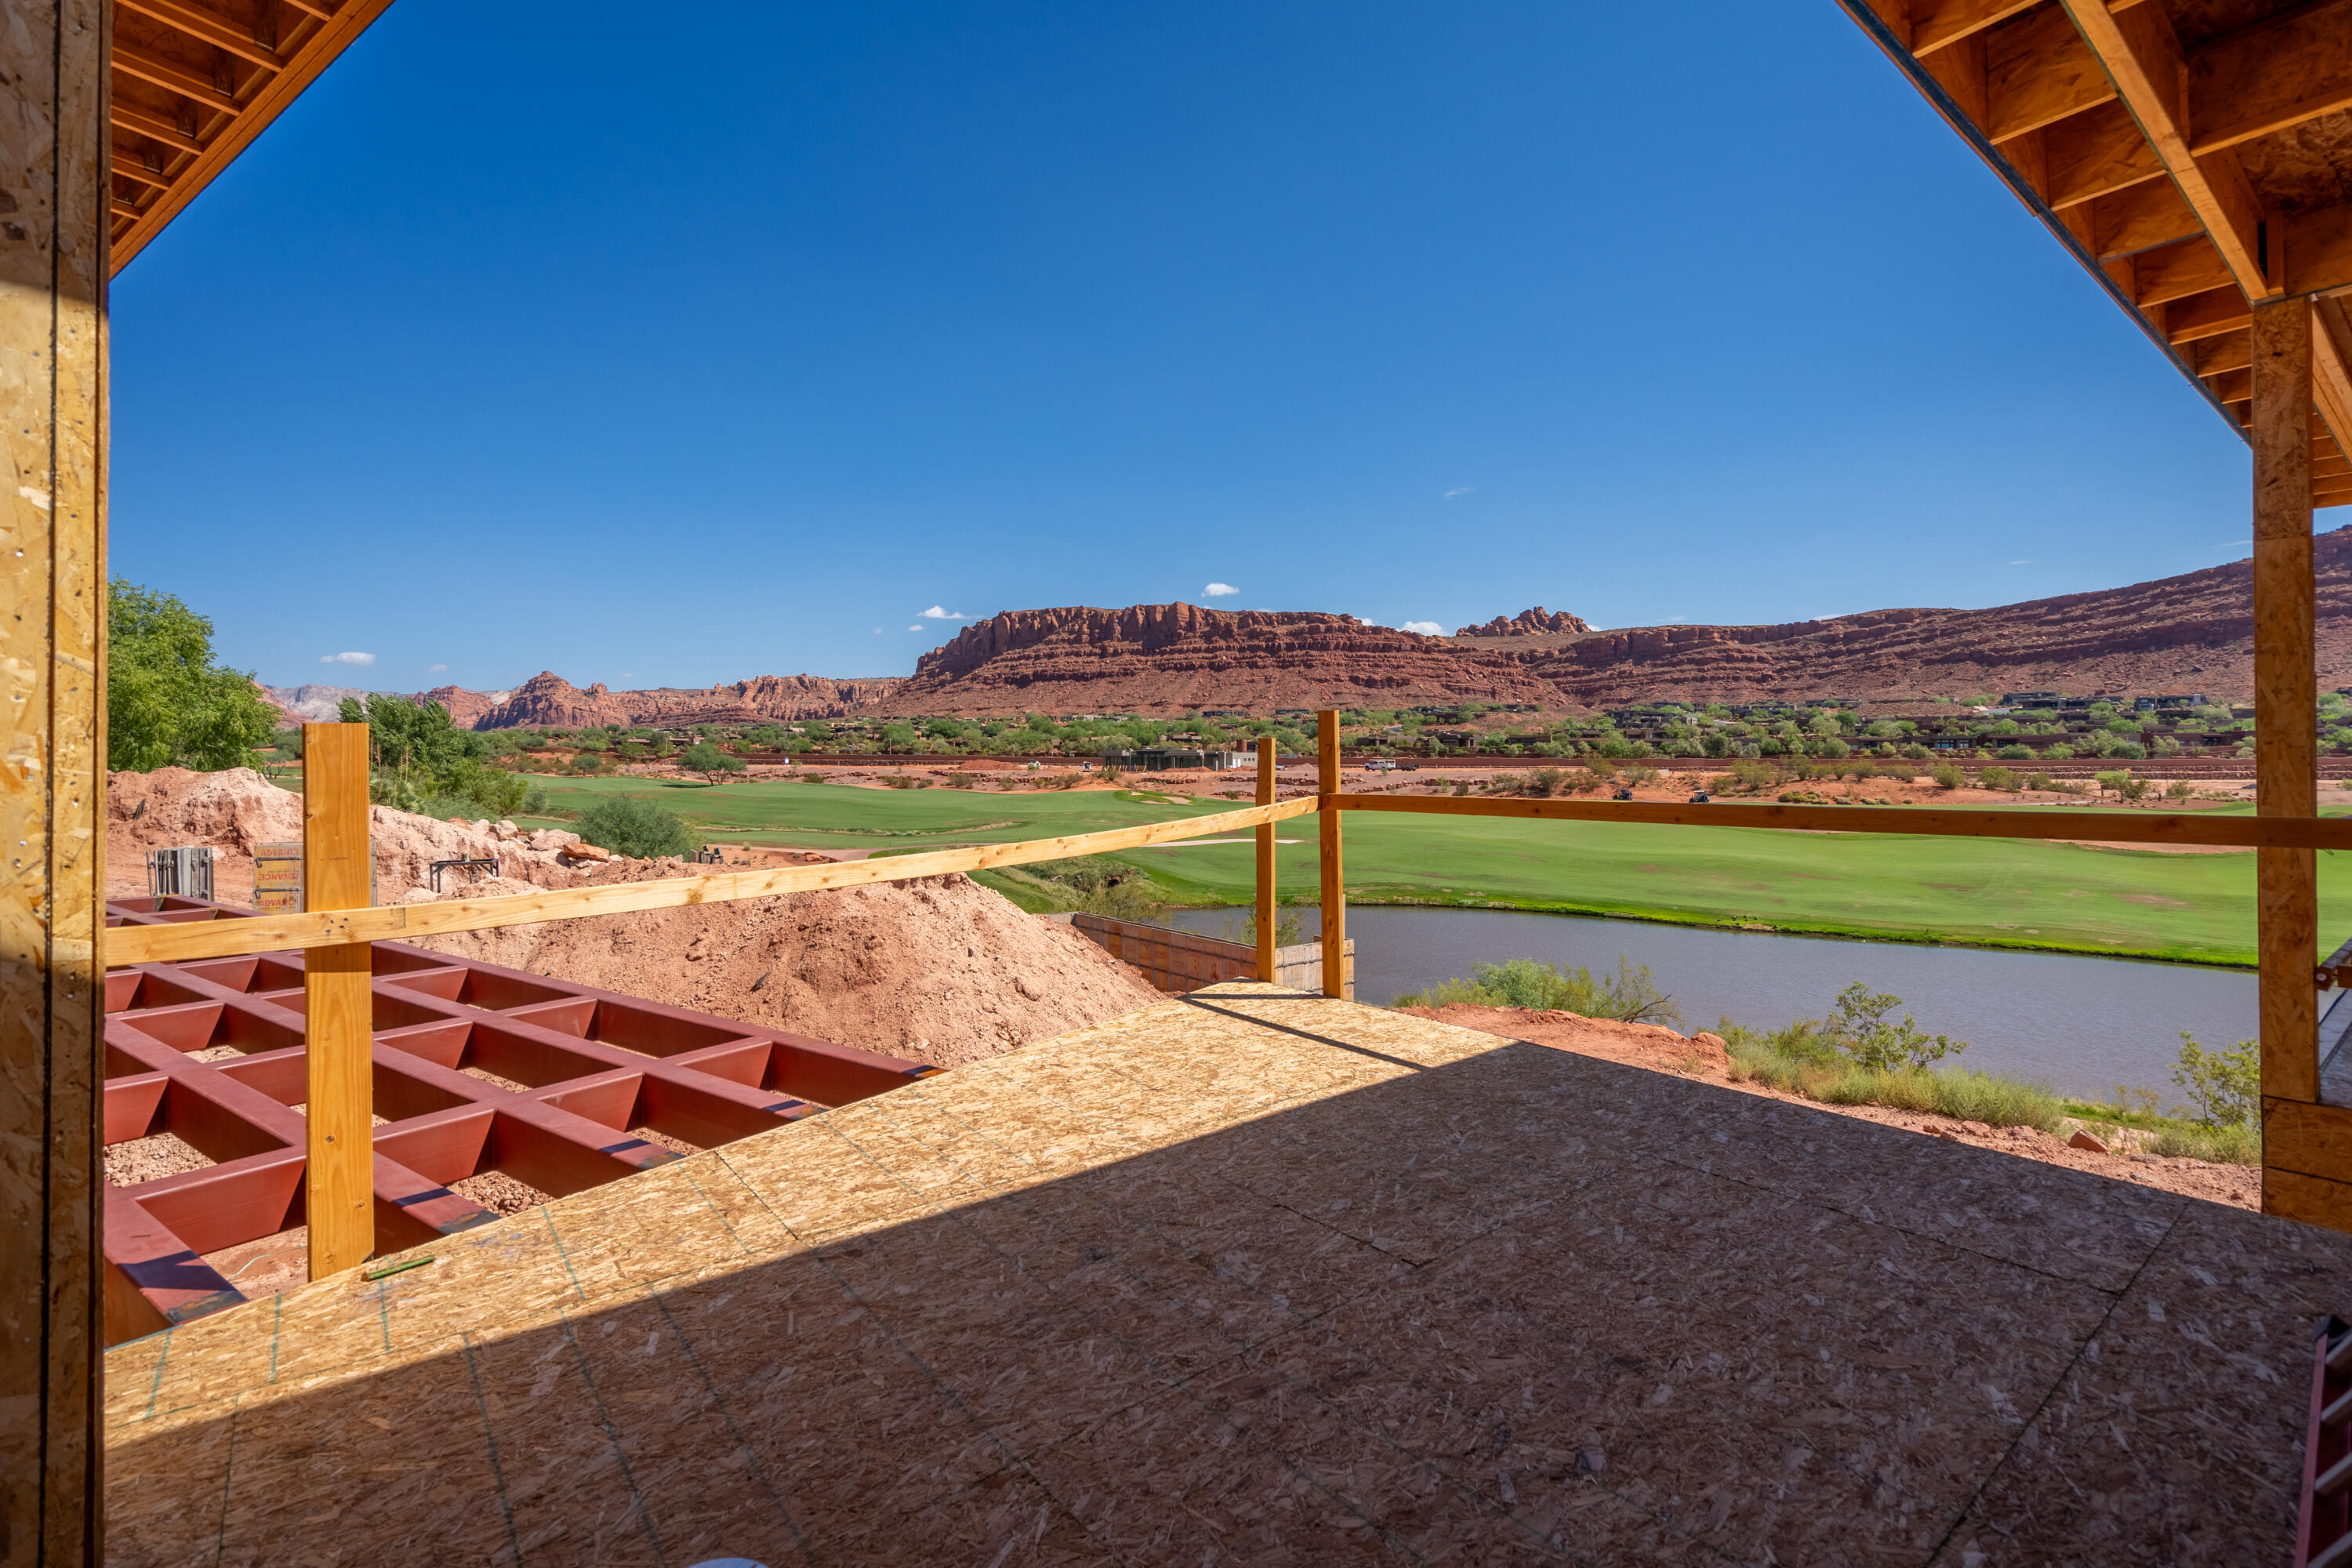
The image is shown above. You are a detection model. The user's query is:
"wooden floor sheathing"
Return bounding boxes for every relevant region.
[103,982,2352,1565]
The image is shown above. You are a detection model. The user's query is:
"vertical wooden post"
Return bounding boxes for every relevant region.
[0,2,109,1560]
[2253,296,2321,1218]
[303,724,375,1276]
[1317,711,1345,998]
[1254,737,1277,984]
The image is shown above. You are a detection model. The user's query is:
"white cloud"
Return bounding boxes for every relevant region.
[1203,583,1239,597]
[919,605,968,619]
[321,651,376,666]
[1400,621,1443,636]
[1444,486,1473,499]
[427,662,448,673]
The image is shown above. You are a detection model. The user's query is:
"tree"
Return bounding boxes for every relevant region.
[107,578,280,771]
[575,795,695,858]
[2172,1033,2258,1130]
[680,741,745,781]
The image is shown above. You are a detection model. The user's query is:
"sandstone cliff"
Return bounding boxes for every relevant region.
[890,602,1559,714]
[1501,525,2352,706]
[473,670,904,730]
[1456,606,1593,637]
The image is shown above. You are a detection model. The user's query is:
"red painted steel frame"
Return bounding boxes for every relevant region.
[100,897,937,1344]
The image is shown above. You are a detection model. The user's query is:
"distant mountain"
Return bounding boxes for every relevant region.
[261,530,2352,727]
[259,681,512,726]
[473,670,903,730]
[890,603,1553,715]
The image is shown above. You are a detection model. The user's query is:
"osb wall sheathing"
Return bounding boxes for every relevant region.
[103,984,2352,1564]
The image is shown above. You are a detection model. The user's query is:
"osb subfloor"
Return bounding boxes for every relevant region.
[103,984,2352,1566]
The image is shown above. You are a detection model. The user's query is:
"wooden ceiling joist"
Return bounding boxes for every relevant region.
[1840,0,2352,503]
[105,0,400,274]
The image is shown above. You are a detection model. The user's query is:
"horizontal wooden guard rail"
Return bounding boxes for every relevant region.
[1329,793,2352,850]
[106,797,1323,967]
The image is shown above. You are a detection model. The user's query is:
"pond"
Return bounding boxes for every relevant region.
[1162,905,2256,1103]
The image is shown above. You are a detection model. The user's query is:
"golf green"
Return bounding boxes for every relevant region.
[519,776,2335,965]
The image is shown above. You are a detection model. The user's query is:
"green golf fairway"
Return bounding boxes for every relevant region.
[517,776,2343,966]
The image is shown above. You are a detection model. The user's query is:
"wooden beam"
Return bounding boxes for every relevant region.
[110,0,399,274]
[2057,0,2274,299]
[2291,201,2352,306]
[2165,284,2252,344]
[2132,235,2235,308]
[2207,367,2252,406]
[2192,330,2251,378]
[2253,299,2320,1211]
[114,0,289,71]
[1913,0,2040,55]
[2317,299,2352,473]
[1986,4,2115,142]
[1254,738,1276,985]
[107,101,202,154]
[109,39,241,114]
[2186,0,2352,158]
[106,796,1328,967]
[1317,712,1345,999]
[2044,99,2165,209]
[302,724,374,1278]
[0,1,108,1559]
[1325,793,2352,848]
[2091,175,2201,259]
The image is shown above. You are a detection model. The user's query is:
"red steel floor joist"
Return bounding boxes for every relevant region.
[100,895,936,1344]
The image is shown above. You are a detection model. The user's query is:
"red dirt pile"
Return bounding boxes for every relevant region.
[105,767,1163,1069]
[417,871,1162,1069]
[1400,1000,2260,1210]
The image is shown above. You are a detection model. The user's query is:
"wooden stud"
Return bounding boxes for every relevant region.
[0,2,109,1559]
[2252,299,2321,1223]
[303,724,375,1277]
[1317,713,1345,999]
[108,796,1324,967]
[1254,738,1276,985]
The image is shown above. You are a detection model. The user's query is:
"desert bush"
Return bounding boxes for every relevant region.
[880,773,927,789]
[2148,1122,2259,1164]
[1395,954,1682,1025]
[1720,1026,2056,1130]
[1977,766,2019,791]
[2025,771,2053,791]
[2172,1031,2258,1131]
[1392,976,1505,1007]
[1929,762,1964,790]
[575,795,695,858]
[1996,744,2032,760]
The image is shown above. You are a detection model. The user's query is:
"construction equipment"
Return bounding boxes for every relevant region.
[143,846,212,900]
[2299,1315,2352,1567]
[426,853,500,893]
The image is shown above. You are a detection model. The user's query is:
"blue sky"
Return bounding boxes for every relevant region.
[113,1,2267,694]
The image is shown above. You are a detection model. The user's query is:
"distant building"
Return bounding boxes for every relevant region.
[2002,691,2062,706]
[1107,747,1249,771]
[2133,695,2206,710]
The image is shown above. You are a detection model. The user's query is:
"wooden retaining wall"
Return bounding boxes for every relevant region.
[1068,915,1353,1000]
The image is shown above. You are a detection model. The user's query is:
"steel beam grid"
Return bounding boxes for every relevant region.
[100,896,935,1342]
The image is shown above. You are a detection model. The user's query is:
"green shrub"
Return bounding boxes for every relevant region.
[1396,954,1682,1025]
[2172,1032,2258,1131]
[2148,1123,2259,1164]
[1929,761,1964,789]
[575,795,695,858]
[1392,976,1506,1007]
[1977,766,2019,791]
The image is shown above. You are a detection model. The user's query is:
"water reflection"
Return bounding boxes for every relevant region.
[1163,905,2255,1102]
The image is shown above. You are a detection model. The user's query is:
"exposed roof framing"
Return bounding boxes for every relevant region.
[107,0,397,274]
[1840,0,2352,507]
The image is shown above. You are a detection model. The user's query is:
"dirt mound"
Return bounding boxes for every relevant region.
[106,767,1161,1069]
[414,871,1162,1069]
[107,767,595,906]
